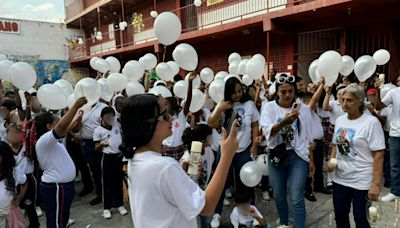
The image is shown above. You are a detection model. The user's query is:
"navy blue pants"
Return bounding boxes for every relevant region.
[20,173,39,228]
[332,182,370,228]
[81,139,102,198]
[102,153,123,209]
[40,181,75,228]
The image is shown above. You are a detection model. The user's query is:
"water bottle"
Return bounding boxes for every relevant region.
[188,141,202,177]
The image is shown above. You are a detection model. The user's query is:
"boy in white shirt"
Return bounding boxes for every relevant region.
[230,191,266,228]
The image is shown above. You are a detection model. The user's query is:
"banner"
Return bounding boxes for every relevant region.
[207,0,224,6]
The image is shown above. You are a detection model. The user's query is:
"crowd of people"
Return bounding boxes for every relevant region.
[0,69,399,228]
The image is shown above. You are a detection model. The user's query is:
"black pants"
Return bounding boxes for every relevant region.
[81,139,102,198]
[66,136,93,190]
[19,173,40,228]
[306,139,325,193]
[102,153,123,209]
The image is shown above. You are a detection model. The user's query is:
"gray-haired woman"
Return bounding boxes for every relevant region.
[327,84,385,228]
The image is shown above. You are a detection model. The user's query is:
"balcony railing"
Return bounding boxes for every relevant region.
[68,0,312,60]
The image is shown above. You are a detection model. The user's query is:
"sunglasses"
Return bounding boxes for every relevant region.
[276,74,296,84]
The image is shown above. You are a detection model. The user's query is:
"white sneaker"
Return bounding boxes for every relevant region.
[103,209,112,219]
[36,207,43,217]
[262,191,271,201]
[381,193,400,202]
[277,225,289,228]
[211,213,221,228]
[223,198,230,206]
[225,189,232,198]
[118,206,128,215]
[67,219,75,227]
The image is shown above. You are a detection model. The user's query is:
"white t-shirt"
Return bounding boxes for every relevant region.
[14,145,34,174]
[382,87,400,137]
[0,168,26,214]
[378,106,392,132]
[309,109,324,140]
[260,101,312,162]
[329,100,345,125]
[162,111,189,147]
[93,124,122,154]
[128,151,205,228]
[36,131,76,183]
[180,146,215,189]
[332,113,385,190]
[230,205,263,228]
[80,102,108,140]
[224,101,260,153]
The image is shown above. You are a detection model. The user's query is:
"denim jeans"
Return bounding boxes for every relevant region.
[390,137,400,196]
[332,182,369,228]
[268,150,308,228]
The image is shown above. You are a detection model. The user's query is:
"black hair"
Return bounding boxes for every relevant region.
[119,94,160,159]
[1,99,17,111]
[0,142,17,195]
[100,106,115,118]
[4,91,15,97]
[275,74,298,104]
[182,124,212,151]
[34,112,56,139]
[165,97,181,115]
[224,77,249,103]
[234,191,252,204]
[174,75,183,82]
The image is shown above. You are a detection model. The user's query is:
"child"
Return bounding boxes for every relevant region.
[93,107,128,219]
[230,192,266,228]
[181,124,214,228]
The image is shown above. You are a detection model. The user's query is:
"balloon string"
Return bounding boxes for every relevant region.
[163,45,167,62]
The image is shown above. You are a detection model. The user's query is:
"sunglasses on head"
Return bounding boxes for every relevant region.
[276,74,296,84]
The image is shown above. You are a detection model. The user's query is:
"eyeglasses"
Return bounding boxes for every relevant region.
[276,74,296,84]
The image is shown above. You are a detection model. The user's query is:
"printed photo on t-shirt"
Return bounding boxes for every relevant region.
[277,116,297,144]
[335,128,356,157]
[235,107,245,132]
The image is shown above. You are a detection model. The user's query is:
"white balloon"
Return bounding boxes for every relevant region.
[340,55,355,77]
[37,84,68,110]
[95,59,111,73]
[373,49,390,65]
[208,80,224,103]
[97,78,114,102]
[74,77,101,106]
[54,79,74,97]
[194,0,202,7]
[126,81,145,96]
[0,54,7,61]
[148,85,173,98]
[9,62,37,91]
[0,60,14,81]
[256,154,269,176]
[150,10,158,18]
[200,67,214,84]
[173,80,188,99]
[317,50,342,80]
[224,74,241,83]
[240,161,262,187]
[154,12,182,46]
[156,62,173,81]
[246,58,264,80]
[167,61,180,77]
[242,74,253,86]
[228,52,241,64]
[308,59,319,84]
[214,71,228,81]
[185,73,201,89]
[141,53,158,70]
[154,80,166,87]
[354,55,377,82]
[105,56,121,73]
[268,82,276,96]
[228,61,239,74]
[253,54,266,65]
[172,43,198,71]
[238,59,249,75]
[67,94,76,109]
[122,60,145,81]
[107,73,128,92]
[90,57,101,70]
[188,89,205,113]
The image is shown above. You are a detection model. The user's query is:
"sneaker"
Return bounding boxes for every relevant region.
[67,219,75,227]
[305,192,317,202]
[223,198,230,206]
[262,191,271,201]
[118,206,128,216]
[36,207,43,217]
[277,225,289,228]
[211,213,221,228]
[381,193,400,202]
[103,209,112,219]
[225,189,232,198]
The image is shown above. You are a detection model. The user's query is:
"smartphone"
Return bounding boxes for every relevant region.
[292,102,301,113]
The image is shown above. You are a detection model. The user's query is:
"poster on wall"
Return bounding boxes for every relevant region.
[207,0,224,6]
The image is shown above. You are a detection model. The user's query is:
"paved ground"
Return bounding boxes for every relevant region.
[36,181,399,228]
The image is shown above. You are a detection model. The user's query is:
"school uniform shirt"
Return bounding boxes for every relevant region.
[80,102,108,140]
[0,168,26,214]
[162,111,189,148]
[128,151,205,228]
[230,205,263,228]
[378,106,392,132]
[93,124,122,154]
[328,100,345,125]
[14,145,34,174]
[224,101,260,153]
[332,113,385,190]
[382,87,400,137]
[260,101,313,162]
[36,131,76,183]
